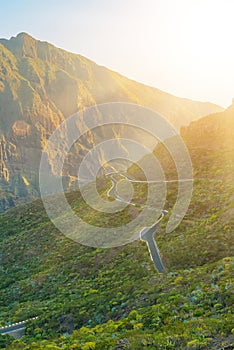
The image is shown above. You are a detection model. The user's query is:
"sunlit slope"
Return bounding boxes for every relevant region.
[0,32,223,211]
[181,100,234,150]
[0,32,222,126]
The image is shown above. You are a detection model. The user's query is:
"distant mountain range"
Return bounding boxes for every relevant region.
[0,32,224,210]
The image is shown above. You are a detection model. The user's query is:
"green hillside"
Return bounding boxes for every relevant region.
[0,138,233,349]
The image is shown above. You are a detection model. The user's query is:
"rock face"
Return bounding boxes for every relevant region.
[0,33,223,211]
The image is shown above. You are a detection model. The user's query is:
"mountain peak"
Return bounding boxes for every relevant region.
[15,32,34,40]
[0,32,40,59]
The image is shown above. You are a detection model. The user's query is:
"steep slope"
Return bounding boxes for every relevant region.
[0,32,223,211]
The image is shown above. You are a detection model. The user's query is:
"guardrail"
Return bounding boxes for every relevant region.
[0,317,38,334]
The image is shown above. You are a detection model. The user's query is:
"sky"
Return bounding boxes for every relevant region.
[1,0,234,107]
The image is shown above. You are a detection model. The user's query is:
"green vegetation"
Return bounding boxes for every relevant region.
[2,257,234,349]
[0,143,233,349]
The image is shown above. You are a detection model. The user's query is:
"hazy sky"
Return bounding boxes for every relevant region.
[1,0,234,107]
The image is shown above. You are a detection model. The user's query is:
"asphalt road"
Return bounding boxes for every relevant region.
[0,323,26,334]
[106,172,167,272]
[0,317,38,335]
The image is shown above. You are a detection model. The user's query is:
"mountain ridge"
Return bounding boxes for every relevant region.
[0,32,225,106]
[181,99,234,150]
[0,32,222,119]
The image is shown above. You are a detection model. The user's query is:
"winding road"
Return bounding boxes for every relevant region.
[106,172,168,272]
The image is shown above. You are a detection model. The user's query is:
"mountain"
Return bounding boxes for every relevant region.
[0,32,223,211]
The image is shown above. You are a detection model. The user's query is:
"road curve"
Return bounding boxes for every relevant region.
[106,172,167,272]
